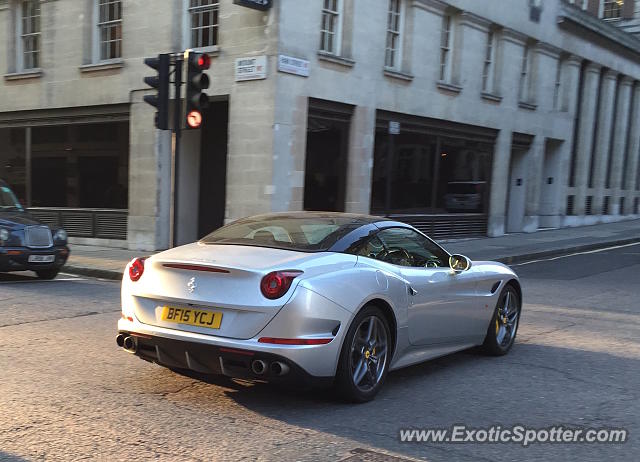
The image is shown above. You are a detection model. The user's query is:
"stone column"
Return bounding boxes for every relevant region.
[345,106,376,214]
[564,55,583,116]
[591,69,618,214]
[573,62,601,216]
[609,77,634,215]
[487,129,512,237]
[557,55,582,217]
[523,135,545,232]
[623,84,640,213]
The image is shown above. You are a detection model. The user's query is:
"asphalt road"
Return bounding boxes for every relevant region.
[1,244,639,461]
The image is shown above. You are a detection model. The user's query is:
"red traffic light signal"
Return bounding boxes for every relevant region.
[186,110,203,129]
[197,53,211,70]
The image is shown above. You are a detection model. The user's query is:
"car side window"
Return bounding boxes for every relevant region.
[375,228,449,268]
[351,235,386,260]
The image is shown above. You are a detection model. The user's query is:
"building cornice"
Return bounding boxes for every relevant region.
[458,11,492,32]
[412,0,449,16]
[585,62,602,74]
[566,54,583,67]
[535,42,562,59]
[620,75,635,86]
[558,2,640,58]
[501,27,529,45]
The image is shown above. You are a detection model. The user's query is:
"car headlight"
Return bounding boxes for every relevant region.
[0,228,9,242]
[54,229,68,242]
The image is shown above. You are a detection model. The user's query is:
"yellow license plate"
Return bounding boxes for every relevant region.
[161,306,223,329]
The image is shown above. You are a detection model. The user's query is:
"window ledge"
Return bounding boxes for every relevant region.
[518,101,538,111]
[481,91,503,103]
[4,69,43,81]
[190,45,221,56]
[80,59,125,73]
[317,51,355,68]
[383,68,414,82]
[436,81,462,94]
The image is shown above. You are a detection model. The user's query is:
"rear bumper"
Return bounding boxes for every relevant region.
[117,330,334,387]
[0,246,69,272]
[118,285,354,380]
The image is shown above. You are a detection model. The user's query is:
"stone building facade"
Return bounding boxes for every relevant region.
[1,0,639,250]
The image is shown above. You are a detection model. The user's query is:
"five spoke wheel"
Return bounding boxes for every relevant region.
[482,284,521,356]
[350,315,388,392]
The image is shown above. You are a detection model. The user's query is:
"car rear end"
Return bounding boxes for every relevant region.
[118,241,356,384]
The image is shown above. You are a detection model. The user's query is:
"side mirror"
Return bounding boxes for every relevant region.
[449,254,472,273]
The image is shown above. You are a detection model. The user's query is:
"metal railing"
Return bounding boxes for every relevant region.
[390,213,488,240]
[27,207,128,240]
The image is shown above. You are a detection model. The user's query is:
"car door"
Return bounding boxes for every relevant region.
[374,227,481,346]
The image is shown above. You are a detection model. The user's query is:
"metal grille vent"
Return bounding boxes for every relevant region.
[25,225,53,248]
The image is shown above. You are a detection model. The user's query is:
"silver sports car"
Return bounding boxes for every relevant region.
[117,212,521,402]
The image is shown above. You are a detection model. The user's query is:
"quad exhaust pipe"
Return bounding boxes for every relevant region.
[251,359,267,375]
[270,361,290,376]
[251,360,290,376]
[116,334,137,353]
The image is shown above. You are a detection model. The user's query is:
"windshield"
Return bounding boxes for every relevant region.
[0,185,24,211]
[200,214,367,252]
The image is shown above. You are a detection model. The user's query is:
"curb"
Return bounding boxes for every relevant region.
[61,265,124,281]
[60,237,640,280]
[492,237,640,265]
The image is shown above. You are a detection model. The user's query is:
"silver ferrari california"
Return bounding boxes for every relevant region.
[117,212,521,402]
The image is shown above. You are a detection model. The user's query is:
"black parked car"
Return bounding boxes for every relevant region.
[0,180,69,279]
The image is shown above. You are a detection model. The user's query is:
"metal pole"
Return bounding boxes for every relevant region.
[172,54,183,248]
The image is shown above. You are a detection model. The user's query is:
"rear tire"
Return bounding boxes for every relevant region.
[335,305,391,403]
[35,269,59,280]
[481,284,521,356]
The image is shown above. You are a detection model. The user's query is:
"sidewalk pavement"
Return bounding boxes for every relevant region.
[63,218,640,280]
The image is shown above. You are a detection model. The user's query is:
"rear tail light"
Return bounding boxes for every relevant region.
[260,270,303,299]
[129,257,148,282]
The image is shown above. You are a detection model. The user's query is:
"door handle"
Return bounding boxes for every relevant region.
[408,286,418,296]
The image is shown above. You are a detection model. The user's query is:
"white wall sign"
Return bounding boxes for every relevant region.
[235,56,267,81]
[388,121,401,135]
[277,55,310,77]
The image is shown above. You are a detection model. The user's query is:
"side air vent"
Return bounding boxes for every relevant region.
[490,281,501,294]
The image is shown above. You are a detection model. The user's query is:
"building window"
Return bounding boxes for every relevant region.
[439,15,453,82]
[319,0,342,55]
[569,0,588,10]
[518,44,531,102]
[189,0,219,49]
[385,0,402,69]
[97,0,122,60]
[602,0,623,18]
[553,58,563,110]
[19,0,41,70]
[482,30,495,92]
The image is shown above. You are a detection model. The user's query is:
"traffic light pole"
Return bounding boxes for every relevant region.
[172,54,183,248]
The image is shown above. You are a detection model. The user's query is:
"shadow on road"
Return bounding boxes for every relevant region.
[0,451,30,462]
[160,342,638,461]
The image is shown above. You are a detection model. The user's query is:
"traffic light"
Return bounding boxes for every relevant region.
[143,54,170,130]
[185,52,211,129]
